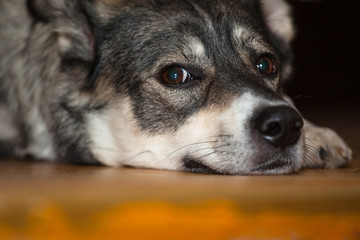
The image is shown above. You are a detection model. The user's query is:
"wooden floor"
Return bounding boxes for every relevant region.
[0,107,360,240]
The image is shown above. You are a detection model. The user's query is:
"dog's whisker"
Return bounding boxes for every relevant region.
[303,143,321,166]
[197,150,230,162]
[121,151,152,165]
[197,151,218,160]
[303,154,314,167]
[304,142,319,153]
[305,137,323,145]
[187,144,231,155]
[187,147,214,155]
[161,140,218,162]
[194,134,232,142]
[91,146,151,166]
[160,134,232,163]
[305,147,319,159]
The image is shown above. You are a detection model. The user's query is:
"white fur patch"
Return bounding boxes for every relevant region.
[58,34,72,53]
[87,98,184,169]
[233,25,248,44]
[184,37,206,59]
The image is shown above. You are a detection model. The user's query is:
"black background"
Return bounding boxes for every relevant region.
[286,1,360,111]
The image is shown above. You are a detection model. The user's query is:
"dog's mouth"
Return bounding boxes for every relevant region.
[251,160,292,173]
[182,157,223,175]
[183,157,294,175]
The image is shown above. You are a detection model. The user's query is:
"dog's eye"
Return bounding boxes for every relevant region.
[257,56,277,75]
[162,67,193,85]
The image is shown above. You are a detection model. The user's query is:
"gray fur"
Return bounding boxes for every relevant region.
[0,0,352,174]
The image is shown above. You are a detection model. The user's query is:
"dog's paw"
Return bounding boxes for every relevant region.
[303,123,352,169]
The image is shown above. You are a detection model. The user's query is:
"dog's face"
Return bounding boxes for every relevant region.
[31,0,304,174]
[79,0,304,175]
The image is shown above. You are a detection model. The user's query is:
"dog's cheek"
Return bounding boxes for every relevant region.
[84,94,257,172]
[85,98,186,169]
[85,97,226,170]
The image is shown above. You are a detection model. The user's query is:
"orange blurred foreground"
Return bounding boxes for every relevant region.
[1,200,360,240]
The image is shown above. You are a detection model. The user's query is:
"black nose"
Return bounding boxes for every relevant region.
[252,106,303,148]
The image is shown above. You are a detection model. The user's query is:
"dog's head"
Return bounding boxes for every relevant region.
[30,0,304,174]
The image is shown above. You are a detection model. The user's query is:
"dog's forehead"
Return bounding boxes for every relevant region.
[99,0,270,67]
[100,0,259,11]
[99,0,264,33]
[97,0,281,100]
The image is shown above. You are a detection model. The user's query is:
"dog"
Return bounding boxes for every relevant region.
[0,0,352,174]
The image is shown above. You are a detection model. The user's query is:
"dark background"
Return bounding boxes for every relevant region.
[286,1,360,112]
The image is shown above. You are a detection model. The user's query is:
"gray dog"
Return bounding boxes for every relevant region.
[0,0,352,174]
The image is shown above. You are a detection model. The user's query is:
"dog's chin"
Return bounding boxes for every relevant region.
[181,153,303,175]
[182,161,300,175]
[249,160,299,175]
[182,142,305,175]
[246,149,304,175]
[189,162,301,175]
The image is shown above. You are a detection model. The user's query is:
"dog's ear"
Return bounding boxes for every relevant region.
[27,0,59,23]
[261,0,295,44]
[27,0,95,65]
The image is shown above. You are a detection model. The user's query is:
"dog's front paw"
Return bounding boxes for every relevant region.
[303,123,352,169]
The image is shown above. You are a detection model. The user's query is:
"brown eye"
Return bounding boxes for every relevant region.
[162,67,192,84]
[257,56,277,75]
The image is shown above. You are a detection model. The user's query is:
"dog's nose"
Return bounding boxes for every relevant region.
[252,106,303,148]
